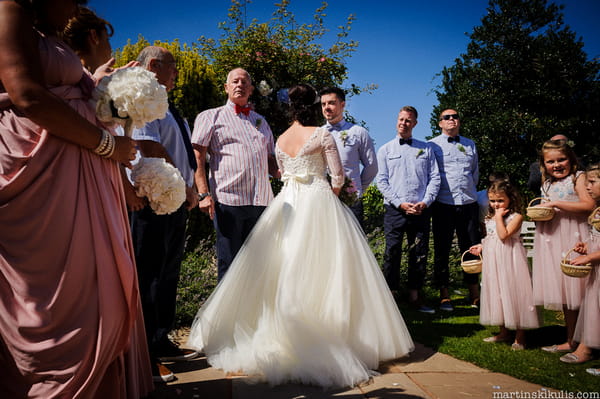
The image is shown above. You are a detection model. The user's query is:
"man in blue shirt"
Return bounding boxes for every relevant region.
[376,106,440,313]
[320,87,378,228]
[130,46,199,382]
[429,109,480,311]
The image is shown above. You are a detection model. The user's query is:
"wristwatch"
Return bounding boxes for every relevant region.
[198,192,211,201]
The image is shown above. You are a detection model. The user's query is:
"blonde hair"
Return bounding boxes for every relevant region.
[587,162,600,179]
[539,139,579,185]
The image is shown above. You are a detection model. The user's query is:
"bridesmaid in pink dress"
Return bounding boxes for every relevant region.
[0,1,152,397]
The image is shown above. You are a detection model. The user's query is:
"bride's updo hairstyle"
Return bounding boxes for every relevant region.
[288,84,320,126]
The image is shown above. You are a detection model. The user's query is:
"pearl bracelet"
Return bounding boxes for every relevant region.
[93,129,115,158]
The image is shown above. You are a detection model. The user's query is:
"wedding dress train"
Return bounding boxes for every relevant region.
[187,127,414,388]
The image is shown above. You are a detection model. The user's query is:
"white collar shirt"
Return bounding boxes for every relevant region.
[428,133,479,205]
[323,119,378,197]
[376,137,440,208]
[191,100,274,206]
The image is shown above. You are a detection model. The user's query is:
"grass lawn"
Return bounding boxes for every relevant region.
[400,288,600,393]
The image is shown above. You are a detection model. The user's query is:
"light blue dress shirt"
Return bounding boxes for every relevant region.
[132,110,195,187]
[376,137,440,208]
[324,120,378,197]
[428,134,479,205]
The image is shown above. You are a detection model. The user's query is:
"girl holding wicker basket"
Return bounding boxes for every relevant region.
[556,163,600,374]
[533,140,596,354]
[469,178,539,350]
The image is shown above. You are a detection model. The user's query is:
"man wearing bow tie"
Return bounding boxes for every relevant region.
[191,68,277,281]
[376,106,440,312]
[428,109,480,312]
[320,87,378,228]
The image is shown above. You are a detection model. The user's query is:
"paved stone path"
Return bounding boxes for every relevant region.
[148,339,557,399]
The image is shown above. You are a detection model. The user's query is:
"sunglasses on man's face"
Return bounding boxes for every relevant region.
[440,114,460,121]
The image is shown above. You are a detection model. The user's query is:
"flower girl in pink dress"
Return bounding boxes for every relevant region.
[532,140,595,353]
[470,179,539,350]
[558,163,600,374]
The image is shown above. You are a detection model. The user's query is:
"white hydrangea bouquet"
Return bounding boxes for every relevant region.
[130,157,187,215]
[94,66,168,136]
[94,67,186,215]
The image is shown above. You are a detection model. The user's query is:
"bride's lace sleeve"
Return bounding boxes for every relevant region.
[275,146,285,175]
[321,129,344,189]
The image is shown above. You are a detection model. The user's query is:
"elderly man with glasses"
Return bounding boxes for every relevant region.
[428,109,480,312]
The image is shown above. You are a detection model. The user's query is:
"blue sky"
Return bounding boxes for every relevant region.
[90,0,600,150]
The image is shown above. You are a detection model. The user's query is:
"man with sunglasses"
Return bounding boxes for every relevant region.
[429,109,480,312]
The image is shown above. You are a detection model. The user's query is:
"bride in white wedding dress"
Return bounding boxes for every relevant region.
[187,84,414,389]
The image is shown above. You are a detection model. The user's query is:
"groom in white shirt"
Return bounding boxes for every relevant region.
[320,87,378,228]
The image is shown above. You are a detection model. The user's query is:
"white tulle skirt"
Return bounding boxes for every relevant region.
[187,182,414,389]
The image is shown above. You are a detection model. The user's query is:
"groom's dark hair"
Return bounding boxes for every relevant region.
[319,87,345,102]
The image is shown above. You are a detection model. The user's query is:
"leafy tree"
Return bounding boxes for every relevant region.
[113,37,222,122]
[198,0,361,136]
[431,0,600,195]
[112,1,375,251]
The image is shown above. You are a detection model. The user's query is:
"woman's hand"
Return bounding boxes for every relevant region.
[124,182,147,212]
[110,135,137,168]
[93,58,140,82]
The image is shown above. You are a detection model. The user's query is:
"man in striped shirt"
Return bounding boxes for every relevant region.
[192,68,277,280]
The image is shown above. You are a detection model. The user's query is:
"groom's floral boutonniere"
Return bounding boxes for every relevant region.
[457,144,466,153]
[416,149,424,158]
[255,118,263,129]
[339,130,348,147]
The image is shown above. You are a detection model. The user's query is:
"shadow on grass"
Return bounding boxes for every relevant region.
[399,303,485,351]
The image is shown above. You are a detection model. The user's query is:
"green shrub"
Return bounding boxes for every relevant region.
[175,239,218,326]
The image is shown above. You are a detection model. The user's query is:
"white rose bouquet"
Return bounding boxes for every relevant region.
[94,66,168,136]
[130,157,186,215]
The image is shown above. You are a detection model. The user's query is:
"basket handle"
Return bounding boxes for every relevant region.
[589,206,600,222]
[562,248,574,264]
[461,250,482,262]
[528,197,546,207]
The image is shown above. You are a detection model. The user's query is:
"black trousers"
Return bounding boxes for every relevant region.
[431,201,480,288]
[349,200,365,231]
[382,204,431,292]
[214,202,266,281]
[130,205,188,358]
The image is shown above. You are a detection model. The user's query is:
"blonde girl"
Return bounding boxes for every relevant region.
[533,140,595,353]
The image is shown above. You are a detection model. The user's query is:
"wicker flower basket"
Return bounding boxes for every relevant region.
[526,197,555,221]
[461,250,482,274]
[588,207,600,232]
[560,249,592,278]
